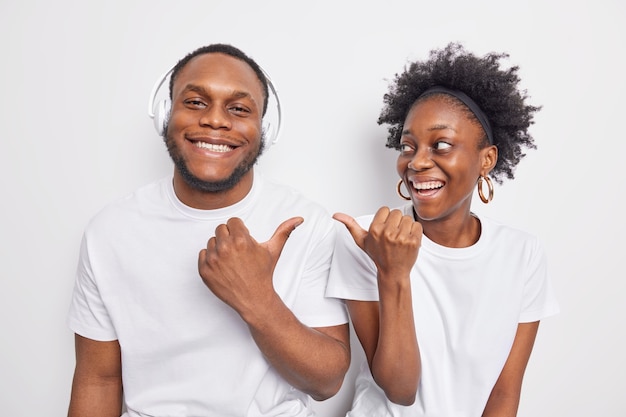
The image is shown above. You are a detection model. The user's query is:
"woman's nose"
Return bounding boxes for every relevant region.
[408,147,434,171]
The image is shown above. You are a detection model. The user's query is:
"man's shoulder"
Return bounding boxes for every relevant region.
[259,176,328,213]
[86,177,168,230]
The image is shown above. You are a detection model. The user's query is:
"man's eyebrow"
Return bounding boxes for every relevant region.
[181,84,253,101]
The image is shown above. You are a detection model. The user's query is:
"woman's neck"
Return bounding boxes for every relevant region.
[415,207,482,248]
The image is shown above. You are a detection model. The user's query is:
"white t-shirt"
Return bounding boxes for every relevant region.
[67,173,348,417]
[326,204,559,417]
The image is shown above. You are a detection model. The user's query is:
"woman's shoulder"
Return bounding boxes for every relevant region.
[478,215,544,257]
[480,215,538,239]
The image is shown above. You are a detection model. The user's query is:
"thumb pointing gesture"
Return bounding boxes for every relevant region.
[198,216,304,317]
[333,212,368,251]
[264,217,304,261]
[334,207,422,275]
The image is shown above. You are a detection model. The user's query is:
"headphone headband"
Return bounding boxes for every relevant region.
[148,64,282,149]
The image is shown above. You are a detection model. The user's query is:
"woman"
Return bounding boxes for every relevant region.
[327,43,559,416]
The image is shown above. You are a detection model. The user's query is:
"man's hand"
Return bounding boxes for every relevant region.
[198,216,303,317]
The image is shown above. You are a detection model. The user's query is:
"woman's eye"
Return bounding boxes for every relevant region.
[433,141,451,150]
[400,143,414,154]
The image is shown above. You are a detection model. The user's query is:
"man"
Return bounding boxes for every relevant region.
[67,44,350,417]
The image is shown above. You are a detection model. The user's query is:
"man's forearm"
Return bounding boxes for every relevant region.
[68,375,123,417]
[244,295,350,401]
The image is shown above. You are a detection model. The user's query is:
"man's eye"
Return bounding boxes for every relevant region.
[230,105,250,114]
[185,99,206,108]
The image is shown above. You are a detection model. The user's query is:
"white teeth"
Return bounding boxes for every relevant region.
[412,181,444,190]
[194,142,233,152]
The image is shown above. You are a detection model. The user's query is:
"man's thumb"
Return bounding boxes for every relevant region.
[266,217,304,258]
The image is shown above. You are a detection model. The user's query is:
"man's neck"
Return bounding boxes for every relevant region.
[172,170,255,210]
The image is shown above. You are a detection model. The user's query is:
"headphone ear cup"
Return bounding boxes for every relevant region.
[261,93,280,150]
[262,119,275,150]
[154,99,171,137]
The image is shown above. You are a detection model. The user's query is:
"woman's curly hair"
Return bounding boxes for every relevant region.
[378,42,541,183]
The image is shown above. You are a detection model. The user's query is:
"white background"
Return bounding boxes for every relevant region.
[1,0,624,416]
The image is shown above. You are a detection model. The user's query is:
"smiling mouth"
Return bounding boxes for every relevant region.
[411,180,444,196]
[193,141,235,153]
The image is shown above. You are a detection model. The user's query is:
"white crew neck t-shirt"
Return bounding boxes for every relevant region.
[326,204,559,417]
[68,174,348,417]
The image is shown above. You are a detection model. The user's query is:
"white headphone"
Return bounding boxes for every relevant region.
[147,65,282,149]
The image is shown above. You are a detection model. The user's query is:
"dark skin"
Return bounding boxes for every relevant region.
[67,336,122,417]
[333,208,421,406]
[68,53,350,416]
[336,96,539,413]
[167,53,264,209]
[197,215,350,401]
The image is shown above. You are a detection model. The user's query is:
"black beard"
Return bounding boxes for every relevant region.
[164,130,265,194]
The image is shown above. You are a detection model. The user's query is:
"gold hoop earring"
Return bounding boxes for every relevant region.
[477,176,494,204]
[396,179,412,201]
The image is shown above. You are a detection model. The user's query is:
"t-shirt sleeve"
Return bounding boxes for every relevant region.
[66,232,118,341]
[290,215,349,328]
[326,215,380,302]
[519,237,560,323]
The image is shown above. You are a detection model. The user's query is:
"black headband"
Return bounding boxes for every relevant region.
[419,86,493,145]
